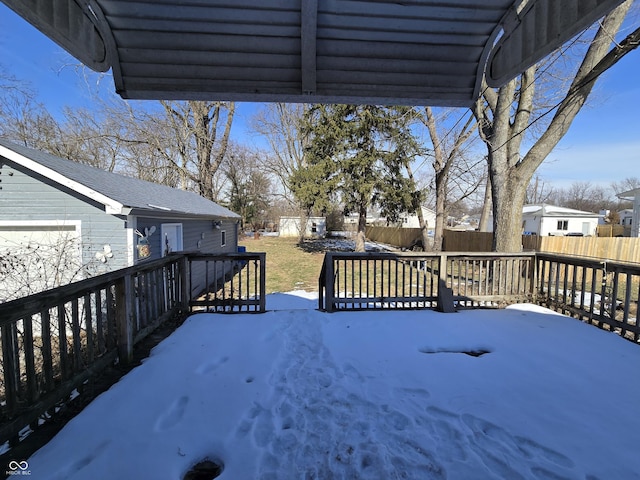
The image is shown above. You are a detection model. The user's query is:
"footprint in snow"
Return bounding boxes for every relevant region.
[195,355,229,375]
[48,440,111,480]
[155,396,189,432]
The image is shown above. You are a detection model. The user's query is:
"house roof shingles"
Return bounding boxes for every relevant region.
[0,139,240,219]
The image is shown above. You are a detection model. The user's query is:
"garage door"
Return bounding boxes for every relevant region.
[0,223,82,301]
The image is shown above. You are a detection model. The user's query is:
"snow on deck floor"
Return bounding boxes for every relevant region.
[26,292,640,479]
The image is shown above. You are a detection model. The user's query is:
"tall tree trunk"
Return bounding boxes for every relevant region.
[405,163,430,251]
[489,159,528,252]
[433,169,447,251]
[193,101,235,201]
[420,107,475,251]
[479,175,492,232]
[473,0,631,252]
[298,208,310,244]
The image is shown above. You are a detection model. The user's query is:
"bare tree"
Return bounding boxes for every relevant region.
[473,0,635,252]
[415,108,483,250]
[141,100,236,201]
[251,103,308,204]
[224,145,273,232]
[526,175,557,205]
[555,181,609,212]
[0,76,61,151]
[612,176,640,195]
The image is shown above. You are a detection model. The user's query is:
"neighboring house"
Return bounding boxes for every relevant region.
[396,206,437,230]
[344,210,386,227]
[522,204,601,236]
[279,216,326,238]
[618,189,640,237]
[0,140,240,300]
[619,208,634,227]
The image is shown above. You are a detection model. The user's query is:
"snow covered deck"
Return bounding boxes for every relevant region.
[26,292,640,479]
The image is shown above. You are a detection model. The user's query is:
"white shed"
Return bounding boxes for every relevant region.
[278,216,326,238]
[522,204,601,236]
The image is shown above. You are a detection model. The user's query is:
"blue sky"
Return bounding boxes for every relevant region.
[0,3,638,191]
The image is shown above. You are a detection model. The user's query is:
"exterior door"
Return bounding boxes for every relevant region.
[160,223,183,256]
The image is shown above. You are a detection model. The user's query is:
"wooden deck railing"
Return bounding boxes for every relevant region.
[318,252,535,312]
[187,253,266,313]
[319,251,639,344]
[536,253,640,342]
[0,252,265,450]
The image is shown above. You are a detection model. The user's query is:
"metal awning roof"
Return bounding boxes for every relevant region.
[1,0,626,106]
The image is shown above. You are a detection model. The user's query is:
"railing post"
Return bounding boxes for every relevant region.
[318,257,326,311]
[325,253,335,313]
[531,253,538,302]
[259,253,266,312]
[437,253,455,313]
[115,274,134,365]
[1,322,19,416]
[180,255,190,312]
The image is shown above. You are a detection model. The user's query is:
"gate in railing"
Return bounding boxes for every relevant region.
[0,252,265,451]
[318,252,535,312]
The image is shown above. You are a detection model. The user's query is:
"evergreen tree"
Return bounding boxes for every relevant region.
[292,105,421,251]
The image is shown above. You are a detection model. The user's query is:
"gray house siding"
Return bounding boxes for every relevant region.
[136,217,239,297]
[134,218,238,262]
[0,161,130,274]
[187,220,239,298]
[1,141,242,302]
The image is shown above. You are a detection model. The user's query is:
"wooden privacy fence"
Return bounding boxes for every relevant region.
[596,224,630,237]
[0,252,265,450]
[365,226,423,249]
[440,230,640,263]
[318,252,535,312]
[524,236,640,263]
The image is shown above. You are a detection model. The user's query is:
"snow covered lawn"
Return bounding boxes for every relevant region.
[28,292,640,479]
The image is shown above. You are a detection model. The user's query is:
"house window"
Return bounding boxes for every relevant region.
[311,222,317,233]
[557,220,568,230]
[221,230,226,247]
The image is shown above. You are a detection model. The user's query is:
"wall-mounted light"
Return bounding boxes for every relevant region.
[213,220,222,229]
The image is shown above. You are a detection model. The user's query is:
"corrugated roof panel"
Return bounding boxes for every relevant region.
[1,0,627,105]
[487,0,627,86]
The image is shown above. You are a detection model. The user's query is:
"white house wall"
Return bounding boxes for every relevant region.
[539,217,598,236]
[401,208,437,229]
[522,215,542,235]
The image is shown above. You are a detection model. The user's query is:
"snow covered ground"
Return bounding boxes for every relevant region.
[25,292,640,479]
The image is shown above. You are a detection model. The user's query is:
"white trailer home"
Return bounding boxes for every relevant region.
[522,204,601,237]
